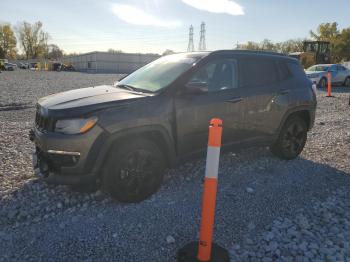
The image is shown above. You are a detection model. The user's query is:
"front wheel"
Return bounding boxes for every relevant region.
[270,116,307,160]
[344,77,350,87]
[102,139,166,203]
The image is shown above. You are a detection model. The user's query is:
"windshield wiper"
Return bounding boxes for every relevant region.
[117,84,152,93]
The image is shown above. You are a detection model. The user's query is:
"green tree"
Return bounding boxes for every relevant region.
[16,21,50,59]
[0,24,17,59]
[333,28,350,61]
[310,22,339,42]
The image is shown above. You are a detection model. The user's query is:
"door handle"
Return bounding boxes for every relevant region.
[278,89,290,95]
[225,97,243,103]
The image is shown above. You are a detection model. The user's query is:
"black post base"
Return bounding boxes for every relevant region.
[177,241,230,262]
[326,95,334,97]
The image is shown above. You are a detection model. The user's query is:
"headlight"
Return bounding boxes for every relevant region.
[55,116,98,134]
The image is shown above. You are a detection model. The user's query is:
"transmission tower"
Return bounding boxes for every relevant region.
[187,25,194,52]
[198,22,206,51]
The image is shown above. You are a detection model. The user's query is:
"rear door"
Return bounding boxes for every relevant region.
[175,57,246,155]
[238,56,291,138]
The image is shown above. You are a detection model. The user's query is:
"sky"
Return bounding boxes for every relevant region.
[0,0,349,55]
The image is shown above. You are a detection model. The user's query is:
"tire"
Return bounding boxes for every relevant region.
[102,139,166,203]
[344,77,350,87]
[270,116,307,160]
[319,77,327,88]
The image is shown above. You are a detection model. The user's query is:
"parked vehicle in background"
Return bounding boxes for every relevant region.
[63,64,75,71]
[19,62,29,69]
[305,64,350,87]
[30,50,316,202]
[30,62,38,70]
[4,62,16,71]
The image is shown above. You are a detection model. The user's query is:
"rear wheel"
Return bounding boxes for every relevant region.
[271,116,307,160]
[103,139,166,203]
[344,77,350,87]
[319,77,327,88]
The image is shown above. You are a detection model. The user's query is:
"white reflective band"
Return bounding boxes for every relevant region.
[204,146,220,179]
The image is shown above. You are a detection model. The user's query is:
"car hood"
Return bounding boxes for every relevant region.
[38,85,148,117]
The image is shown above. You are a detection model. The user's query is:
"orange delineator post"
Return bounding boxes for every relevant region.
[327,72,332,97]
[176,118,229,262]
[197,118,222,261]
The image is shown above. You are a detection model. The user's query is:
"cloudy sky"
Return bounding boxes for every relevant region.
[1,0,349,54]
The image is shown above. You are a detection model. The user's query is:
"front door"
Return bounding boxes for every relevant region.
[175,57,245,155]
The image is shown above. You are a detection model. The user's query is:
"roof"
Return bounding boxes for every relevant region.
[210,49,289,57]
[185,49,290,57]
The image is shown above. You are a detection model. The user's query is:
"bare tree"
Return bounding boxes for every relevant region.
[16,21,50,59]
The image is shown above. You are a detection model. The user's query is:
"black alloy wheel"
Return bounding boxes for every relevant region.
[271,116,307,160]
[103,139,165,203]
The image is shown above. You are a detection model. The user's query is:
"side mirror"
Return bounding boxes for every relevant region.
[185,82,208,95]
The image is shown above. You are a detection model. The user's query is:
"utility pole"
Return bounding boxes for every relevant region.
[198,22,206,51]
[187,25,194,52]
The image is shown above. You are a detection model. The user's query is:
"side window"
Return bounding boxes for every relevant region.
[188,59,238,92]
[239,58,279,87]
[287,62,306,78]
[277,60,292,81]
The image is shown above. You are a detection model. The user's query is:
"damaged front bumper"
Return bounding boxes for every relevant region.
[29,127,102,185]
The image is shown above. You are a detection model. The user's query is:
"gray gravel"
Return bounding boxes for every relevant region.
[0,70,349,261]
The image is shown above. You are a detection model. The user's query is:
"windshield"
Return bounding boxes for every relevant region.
[117,53,200,93]
[306,65,329,72]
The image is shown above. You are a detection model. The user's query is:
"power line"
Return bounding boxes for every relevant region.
[198,22,206,51]
[187,25,194,52]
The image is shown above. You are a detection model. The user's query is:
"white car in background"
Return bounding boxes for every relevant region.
[305,64,350,88]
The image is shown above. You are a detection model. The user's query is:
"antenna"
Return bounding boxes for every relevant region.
[198,22,206,51]
[187,25,194,52]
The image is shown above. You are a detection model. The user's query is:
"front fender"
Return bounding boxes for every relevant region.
[90,125,177,177]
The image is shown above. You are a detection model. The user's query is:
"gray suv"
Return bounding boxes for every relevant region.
[30,50,316,202]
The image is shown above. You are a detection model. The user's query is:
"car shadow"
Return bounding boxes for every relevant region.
[1,147,350,261]
[2,147,350,226]
[318,85,350,94]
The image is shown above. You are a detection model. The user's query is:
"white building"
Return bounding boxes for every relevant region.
[62,51,160,73]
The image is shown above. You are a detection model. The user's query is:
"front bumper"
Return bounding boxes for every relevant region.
[30,125,106,185]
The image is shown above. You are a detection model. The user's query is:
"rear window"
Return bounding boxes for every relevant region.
[239,58,278,87]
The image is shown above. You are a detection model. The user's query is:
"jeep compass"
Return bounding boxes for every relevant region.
[30,50,316,202]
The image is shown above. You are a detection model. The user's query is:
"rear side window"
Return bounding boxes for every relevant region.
[239,58,278,87]
[277,60,292,81]
[287,62,306,78]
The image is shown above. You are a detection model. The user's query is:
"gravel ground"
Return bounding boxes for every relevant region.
[0,70,349,261]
